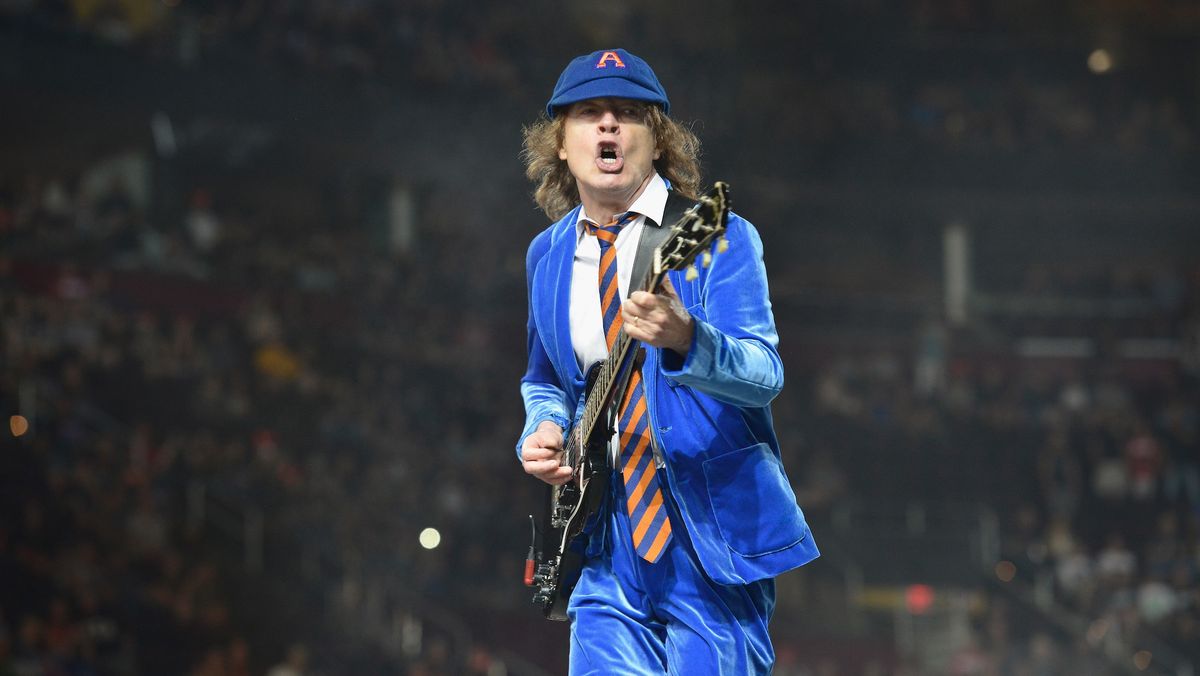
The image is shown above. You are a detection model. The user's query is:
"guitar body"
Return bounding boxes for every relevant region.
[533,361,614,620]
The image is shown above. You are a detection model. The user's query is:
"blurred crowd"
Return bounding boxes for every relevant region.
[0,157,527,674]
[2,0,559,96]
[4,145,1198,675]
[2,0,1199,674]
[800,266,1200,672]
[3,0,1197,162]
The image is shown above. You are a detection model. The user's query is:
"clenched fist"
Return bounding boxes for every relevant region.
[521,420,573,485]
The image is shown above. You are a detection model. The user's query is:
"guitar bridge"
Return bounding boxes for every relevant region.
[531,561,558,607]
[550,483,580,529]
[551,502,573,529]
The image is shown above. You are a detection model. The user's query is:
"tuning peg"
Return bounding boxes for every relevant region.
[716,236,729,254]
[685,265,699,281]
[701,251,713,268]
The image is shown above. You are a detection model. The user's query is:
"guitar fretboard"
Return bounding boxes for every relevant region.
[575,274,656,453]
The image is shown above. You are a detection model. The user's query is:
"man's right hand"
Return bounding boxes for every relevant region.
[521,421,573,485]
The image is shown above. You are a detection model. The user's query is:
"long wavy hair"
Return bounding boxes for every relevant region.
[521,103,702,221]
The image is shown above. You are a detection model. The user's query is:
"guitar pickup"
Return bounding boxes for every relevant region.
[552,503,573,529]
[531,562,558,606]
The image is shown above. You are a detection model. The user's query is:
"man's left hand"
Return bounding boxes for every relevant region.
[623,276,694,357]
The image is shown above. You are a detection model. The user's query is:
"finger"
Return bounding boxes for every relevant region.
[533,433,563,451]
[646,305,672,325]
[521,445,561,461]
[523,458,557,473]
[543,468,574,486]
[521,441,553,456]
[621,304,638,324]
[622,308,648,339]
[524,459,563,476]
[632,305,671,332]
[659,276,681,301]
[533,464,573,485]
[626,291,659,312]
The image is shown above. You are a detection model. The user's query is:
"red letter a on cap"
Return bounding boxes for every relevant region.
[595,51,626,68]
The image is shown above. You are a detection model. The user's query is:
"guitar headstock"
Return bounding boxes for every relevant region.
[654,182,730,281]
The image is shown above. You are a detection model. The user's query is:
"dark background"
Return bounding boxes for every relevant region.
[1,1,1198,674]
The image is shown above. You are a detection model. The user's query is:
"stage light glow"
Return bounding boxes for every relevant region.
[905,584,934,614]
[419,528,441,550]
[1088,49,1113,74]
[1134,651,1152,671]
[994,560,1016,582]
[10,415,28,437]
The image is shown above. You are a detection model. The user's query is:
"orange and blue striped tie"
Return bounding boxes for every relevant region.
[590,214,673,563]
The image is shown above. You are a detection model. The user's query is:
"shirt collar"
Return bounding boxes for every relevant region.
[575,173,670,238]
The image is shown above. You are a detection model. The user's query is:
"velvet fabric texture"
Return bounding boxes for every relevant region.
[519,195,819,585]
[568,477,775,675]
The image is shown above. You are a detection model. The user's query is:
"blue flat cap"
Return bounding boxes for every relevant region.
[546,48,670,119]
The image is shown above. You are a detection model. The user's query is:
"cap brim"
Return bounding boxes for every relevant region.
[547,79,668,118]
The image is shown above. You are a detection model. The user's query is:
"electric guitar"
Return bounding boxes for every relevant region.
[525,182,731,621]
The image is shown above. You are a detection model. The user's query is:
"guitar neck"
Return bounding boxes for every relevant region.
[573,181,730,451]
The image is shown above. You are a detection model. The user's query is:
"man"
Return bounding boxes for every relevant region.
[517,48,818,675]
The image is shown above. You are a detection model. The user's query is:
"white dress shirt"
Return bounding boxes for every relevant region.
[569,174,670,466]
[569,173,669,371]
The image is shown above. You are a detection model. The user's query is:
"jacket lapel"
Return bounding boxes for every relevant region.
[532,208,586,397]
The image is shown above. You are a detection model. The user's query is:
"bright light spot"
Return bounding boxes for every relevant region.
[1133,651,1152,671]
[419,528,441,550]
[995,560,1016,582]
[1088,49,1113,74]
[905,584,935,614]
[10,415,28,437]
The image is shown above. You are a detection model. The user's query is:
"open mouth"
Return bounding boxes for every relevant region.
[597,143,623,171]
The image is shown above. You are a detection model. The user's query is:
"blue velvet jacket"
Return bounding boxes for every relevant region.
[518,201,819,585]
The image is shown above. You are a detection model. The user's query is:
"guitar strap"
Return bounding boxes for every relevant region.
[621,190,695,469]
[628,190,695,294]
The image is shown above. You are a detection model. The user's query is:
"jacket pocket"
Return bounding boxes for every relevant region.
[702,442,808,558]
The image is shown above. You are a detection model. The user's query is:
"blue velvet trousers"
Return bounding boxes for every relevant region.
[567,474,776,675]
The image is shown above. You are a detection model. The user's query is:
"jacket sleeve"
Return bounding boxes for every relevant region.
[658,215,784,408]
[515,229,570,459]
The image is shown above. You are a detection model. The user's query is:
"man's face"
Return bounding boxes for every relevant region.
[558,98,661,208]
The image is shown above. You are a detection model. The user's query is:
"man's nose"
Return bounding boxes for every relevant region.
[597,110,619,133]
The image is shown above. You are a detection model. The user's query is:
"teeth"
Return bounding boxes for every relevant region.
[601,157,618,165]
